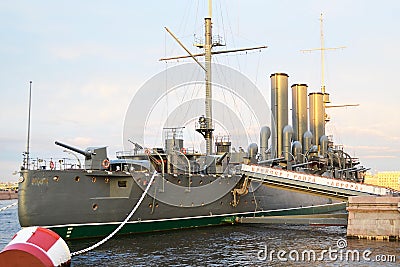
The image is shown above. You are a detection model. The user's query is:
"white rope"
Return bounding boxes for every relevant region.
[71,171,157,256]
[0,201,17,212]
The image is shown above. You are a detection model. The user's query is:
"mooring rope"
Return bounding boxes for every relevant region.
[0,201,18,212]
[71,171,157,256]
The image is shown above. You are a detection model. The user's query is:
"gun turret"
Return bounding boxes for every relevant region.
[55,141,108,170]
[55,141,92,158]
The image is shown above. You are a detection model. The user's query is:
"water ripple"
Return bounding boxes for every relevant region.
[1,200,399,266]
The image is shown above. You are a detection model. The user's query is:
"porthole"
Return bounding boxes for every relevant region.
[104,178,110,183]
[92,204,98,211]
[53,176,59,182]
[75,176,80,182]
[92,177,96,183]
[118,181,127,187]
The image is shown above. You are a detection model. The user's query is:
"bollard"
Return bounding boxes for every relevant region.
[0,227,71,267]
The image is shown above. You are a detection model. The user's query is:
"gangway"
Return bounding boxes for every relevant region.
[241,164,399,201]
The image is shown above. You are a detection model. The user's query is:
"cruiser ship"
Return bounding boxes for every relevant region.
[18,3,365,240]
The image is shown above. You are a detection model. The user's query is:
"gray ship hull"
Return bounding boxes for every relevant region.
[18,168,341,239]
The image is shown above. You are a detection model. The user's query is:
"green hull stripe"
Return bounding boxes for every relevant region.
[50,203,346,239]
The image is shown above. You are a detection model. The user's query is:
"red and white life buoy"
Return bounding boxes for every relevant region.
[180,147,187,154]
[0,227,71,267]
[102,159,110,169]
[49,161,55,170]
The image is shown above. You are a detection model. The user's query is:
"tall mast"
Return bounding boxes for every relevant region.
[301,13,348,125]
[160,0,267,155]
[25,81,32,169]
[301,13,346,96]
[204,0,213,154]
[208,0,212,18]
[320,13,326,94]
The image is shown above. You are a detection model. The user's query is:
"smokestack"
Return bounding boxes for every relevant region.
[270,73,289,158]
[291,84,308,145]
[309,92,325,148]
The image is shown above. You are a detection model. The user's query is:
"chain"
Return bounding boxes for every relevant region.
[71,171,157,256]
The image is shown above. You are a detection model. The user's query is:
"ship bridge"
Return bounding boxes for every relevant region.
[241,164,399,201]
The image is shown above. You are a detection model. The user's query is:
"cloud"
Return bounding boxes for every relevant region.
[344,145,400,154]
[0,160,21,182]
[363,155,397,159]
[49,43,128,61]
[65,137,94,147]
[335,125,400,143]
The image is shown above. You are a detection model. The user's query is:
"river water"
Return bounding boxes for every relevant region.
[1,199,399,266]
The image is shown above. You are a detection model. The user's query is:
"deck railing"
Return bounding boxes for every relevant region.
[24,157,83,171]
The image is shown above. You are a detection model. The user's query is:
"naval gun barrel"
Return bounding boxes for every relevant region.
[216,152,229,165]
[55,141,92,158]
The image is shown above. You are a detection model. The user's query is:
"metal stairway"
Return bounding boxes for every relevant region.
[241,164,399,201]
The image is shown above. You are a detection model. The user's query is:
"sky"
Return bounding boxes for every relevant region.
[1,0,399,182]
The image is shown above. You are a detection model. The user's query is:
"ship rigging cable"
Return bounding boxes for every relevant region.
[71,171,157,256]
[0,202,17,212]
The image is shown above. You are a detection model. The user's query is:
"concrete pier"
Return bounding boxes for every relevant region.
[237,213,348,226]
[347,196,400,241]
[0,191,18,200]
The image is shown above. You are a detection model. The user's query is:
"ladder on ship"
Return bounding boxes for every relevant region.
[236,164,399,226]
[241,164,399,201]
